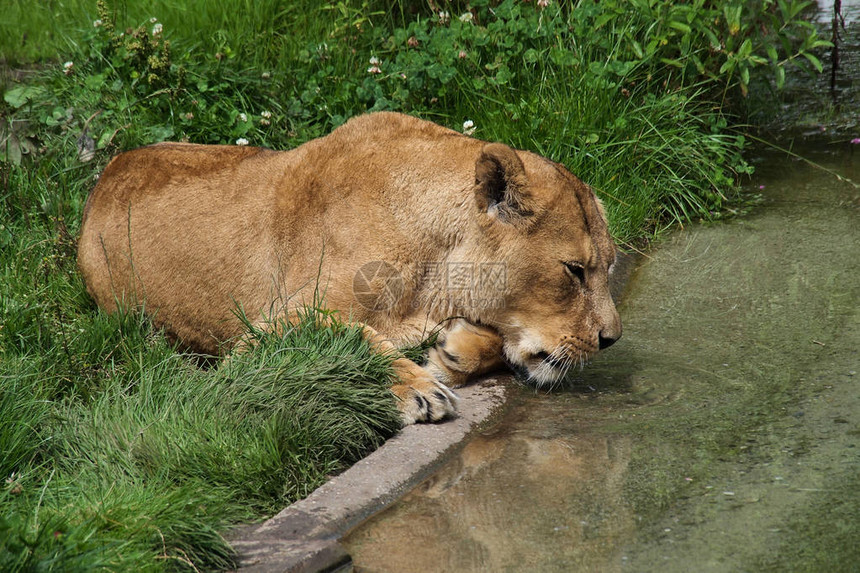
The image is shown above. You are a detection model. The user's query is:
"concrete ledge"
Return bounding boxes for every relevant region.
[230,379,511,572]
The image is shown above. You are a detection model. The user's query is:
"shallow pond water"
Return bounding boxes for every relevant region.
[343,147,860,572]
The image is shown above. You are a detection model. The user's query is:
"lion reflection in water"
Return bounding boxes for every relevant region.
[346,428,634,572]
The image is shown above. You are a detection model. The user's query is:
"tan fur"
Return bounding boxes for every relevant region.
[78,112,621,424]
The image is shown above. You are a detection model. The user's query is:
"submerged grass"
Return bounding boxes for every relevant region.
[0,0,828,570]
[755,468,860,572]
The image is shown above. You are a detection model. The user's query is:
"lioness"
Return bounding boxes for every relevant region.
[78,112,621,425]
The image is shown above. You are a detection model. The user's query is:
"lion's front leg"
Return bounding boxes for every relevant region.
[425,319,506,389]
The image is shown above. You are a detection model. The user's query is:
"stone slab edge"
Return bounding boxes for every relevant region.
[229,251,638,573]
[230,380,509,572]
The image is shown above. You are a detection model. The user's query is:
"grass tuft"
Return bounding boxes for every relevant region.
[1,308,399,570]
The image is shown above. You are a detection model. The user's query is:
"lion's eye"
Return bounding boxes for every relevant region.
[563,261,585,283]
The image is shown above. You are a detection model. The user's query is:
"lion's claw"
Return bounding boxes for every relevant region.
[391,375,459,425]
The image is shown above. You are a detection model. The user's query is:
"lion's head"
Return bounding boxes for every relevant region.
[453,143,621,385]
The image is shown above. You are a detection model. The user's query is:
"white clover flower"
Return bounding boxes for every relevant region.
[152,22,163,36]
[463,120,476,136]
[459,13,473,23]
[537,0,550,7]
[150,17,158,23]
[63,61,74,75]
[439,11,450,24]
[367,56,382,74]
[238,113,248,123]
[93,19,103,28]
[261,71,271,79]
[236,138,249,146]
[261,110,272,119]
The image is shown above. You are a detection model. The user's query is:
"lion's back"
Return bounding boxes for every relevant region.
[76,112,491,353]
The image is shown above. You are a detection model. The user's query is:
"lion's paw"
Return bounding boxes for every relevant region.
[391,379,459,425]
[390,364,459,425]
[391,357,459,425]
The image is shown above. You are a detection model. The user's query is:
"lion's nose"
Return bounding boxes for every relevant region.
[598,332,620,350]
[598,307,622,350]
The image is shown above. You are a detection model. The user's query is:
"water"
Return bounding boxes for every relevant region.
[343,148,860,571]
[759,0,860,136]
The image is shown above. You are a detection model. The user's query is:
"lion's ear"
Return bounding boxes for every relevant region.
[474,143,532,221]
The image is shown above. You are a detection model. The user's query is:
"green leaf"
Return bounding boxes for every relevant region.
[704,28,721,50]
[780,36,792,57]
[3,85,46,109]
[777,0,790,21]
[493,64,513,85]
[775,65,786,89]
[594,13,614,29]
[790,0,813,19]
[84,73,107,91]
[801,51,823,73]
[43,107,66,127]
[645,39,659,56]
[97,130,114,149]
[147,125,174,142]
[766,45,778,63]
[668,21,691,34]
[724,5,742,35]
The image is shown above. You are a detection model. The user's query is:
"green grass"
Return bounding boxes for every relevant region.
[1,309,400,571]
[0,0,828,570]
